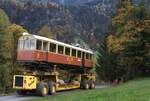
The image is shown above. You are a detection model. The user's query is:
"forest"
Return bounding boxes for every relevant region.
[96,0,150,82]
[0,0,149,93]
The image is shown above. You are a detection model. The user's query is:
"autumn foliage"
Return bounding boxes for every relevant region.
[96,0,150,82]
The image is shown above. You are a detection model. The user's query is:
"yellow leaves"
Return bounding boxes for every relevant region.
[107,34,124,53]
[112,15,124,27]
[108,2,150,55]
[127,5,136,14]
[9,24,28,43]
[9,24,27,34]
[124,21,135,32]
[106,31,139,54]
[107,18,149,57]
[144,20,150,29]
[112,8,127,27]
[112,1,134,28]
[123,18,150,37]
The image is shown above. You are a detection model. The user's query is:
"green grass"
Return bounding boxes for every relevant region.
[30,78,150,101]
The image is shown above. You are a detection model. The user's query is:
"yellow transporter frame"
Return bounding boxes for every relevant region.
[13,71,95,96]
[13,73,81,92]
[13,75,37,90]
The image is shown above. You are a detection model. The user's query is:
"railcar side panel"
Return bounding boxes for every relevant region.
[17,51,35,61]
[17,51,93,68]
[33,50,47,61]
[47,52,83,67]
[84,60,93,68]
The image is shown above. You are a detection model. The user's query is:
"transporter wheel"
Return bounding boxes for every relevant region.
[47,82,56,95]
[17,90,27,95]
[89,81,95,89]
[82,81,89,90]
[37,82,48,96]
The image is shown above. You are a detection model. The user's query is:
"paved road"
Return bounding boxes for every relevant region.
[0,95,38,101]
[0,85,110,101]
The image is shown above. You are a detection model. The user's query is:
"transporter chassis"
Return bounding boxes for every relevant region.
[13,65,95,96]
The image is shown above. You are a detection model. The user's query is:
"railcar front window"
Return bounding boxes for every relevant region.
[18,39,35,50]
[30,40,35,50]
[24,39,30,50]
[18,40,24,50]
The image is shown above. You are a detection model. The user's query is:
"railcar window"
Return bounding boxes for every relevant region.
[36,40,42,50]
[65,47,70,56]
[18,39,35,50]
[58,45,64,54]
[24,39,30,50]
[72,49,76,57]
[50,43,56,53]
[86,53,89,59]
[30,40,34,50]
[77,51,81,58]
[18,40,24,50]
[43,41,48,51]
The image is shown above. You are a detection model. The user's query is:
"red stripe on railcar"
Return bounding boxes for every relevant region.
[17,50,47,61]
[17,51,35,61]
[17,50,92,68]
[47,52,83,67]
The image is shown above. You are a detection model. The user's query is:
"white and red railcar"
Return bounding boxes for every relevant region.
[17,33,93,69]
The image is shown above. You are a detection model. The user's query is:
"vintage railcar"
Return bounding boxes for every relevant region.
[17,33,93,69]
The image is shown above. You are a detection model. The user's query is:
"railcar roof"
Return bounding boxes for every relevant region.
[21,33,93,54]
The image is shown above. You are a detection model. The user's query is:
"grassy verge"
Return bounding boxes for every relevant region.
[29,78,150,101]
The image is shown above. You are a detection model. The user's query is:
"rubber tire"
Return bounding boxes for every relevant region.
[37,82,48,96]
[47,82,56,95]
[17,90,27,95]
[82,81,89,90]
[89,81,95,89]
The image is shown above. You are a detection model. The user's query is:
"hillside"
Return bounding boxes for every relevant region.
[0,0,117,49]
[0,0,149,49]
[29,78,150,101]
